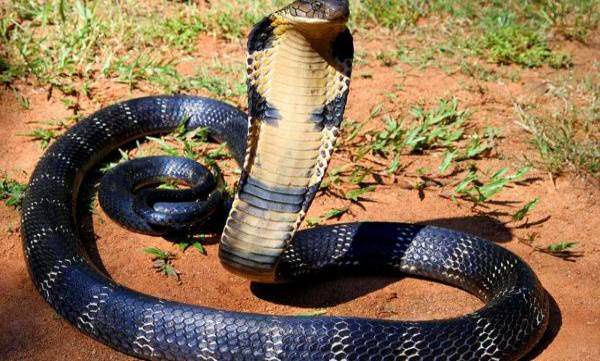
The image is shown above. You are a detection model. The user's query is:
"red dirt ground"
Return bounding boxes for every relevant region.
[1,28,599,361]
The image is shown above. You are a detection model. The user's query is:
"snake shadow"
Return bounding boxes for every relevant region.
[251,274,404,308]
[523,291,562,360]
[252,215,513,307]
[417,215,512,243]
[77,169,111,276]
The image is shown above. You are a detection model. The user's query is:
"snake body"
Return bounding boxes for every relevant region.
[22,1,549,360]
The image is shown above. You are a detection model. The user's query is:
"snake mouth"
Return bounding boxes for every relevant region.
[218,1,353,283]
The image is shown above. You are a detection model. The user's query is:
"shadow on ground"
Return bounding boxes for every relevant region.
[0,277,52,358]
[420,215,512,243]
[251,275,401,308]
[524,292,563,360]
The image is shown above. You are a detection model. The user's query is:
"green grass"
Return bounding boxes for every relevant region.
[452,166,530,205]
[539,0,599,42]
[104,55,180,91]
[353,0,427,30]
[519,233,582,260]
[473,13,571,68]
[144,247,180,280]
[513,197,539,221]
[306,207,349,227]
[375,0,596,72]
[344,98,471,174]
[345,185,376,202]
[23,128,58,149]
[404,98,469,152]
[295,309,328,317]
[514,73,599,178]
[100,146,138,173]
[0,175,27,209]
[434,0,598,42]
[1,0,595,97]
[546,241,578,253]
[0,0,277,97]
[438,128,499,173]
[333,98,533,210]
[176,235,207,255]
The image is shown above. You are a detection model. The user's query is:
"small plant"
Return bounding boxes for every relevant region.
[106,54,181,90]
[148,125,230,167]
[199,0,279,40]
[24,128,57,149]
[12,88,30,109]
[404,168,442,200]
[438,149,458,173]
[100,149,131,173]
[466,9,573,68]
[152,13,207,52]
[386,154,403,175]
[453,166,530,205]
[376,51,399,67]
[341,119,364,144]
[175,234,208,255]
[203,144,230,167]
[366,116,405,158]
[295,309,328,317]
[0,175,27,209]
[459,60,499,82]
[346,98,471,176]
[144,247,180,280]
[147,136,182,157]
[546,241,577,253]
[519,233,582,261]
[513,197,539,221]
[320,165,352,191]
[462,133,492,159]
[404,98,468,153]
[189,69,241,100]
[306,207,349,227]
[482,24,565,68]
[345,185,376,202]
[438,127,497,174]
[515,101,599,178]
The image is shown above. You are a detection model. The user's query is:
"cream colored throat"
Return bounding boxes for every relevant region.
[219,26,350,282]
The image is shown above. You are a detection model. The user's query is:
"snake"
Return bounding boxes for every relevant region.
[21,0,549,360]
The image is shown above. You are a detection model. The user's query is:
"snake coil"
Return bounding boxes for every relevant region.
[22,1,548,360]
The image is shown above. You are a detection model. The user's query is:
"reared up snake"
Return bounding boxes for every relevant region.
[22,1,549,360]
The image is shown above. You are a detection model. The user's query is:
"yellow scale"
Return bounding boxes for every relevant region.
[220,21,351,282]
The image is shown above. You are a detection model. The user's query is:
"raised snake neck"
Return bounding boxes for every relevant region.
[220,6,353,282]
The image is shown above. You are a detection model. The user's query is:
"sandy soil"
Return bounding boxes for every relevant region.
[1,28,599,361]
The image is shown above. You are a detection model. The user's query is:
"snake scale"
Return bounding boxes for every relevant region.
[21,0,549,360]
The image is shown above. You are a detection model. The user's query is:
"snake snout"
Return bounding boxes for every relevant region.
[323,0,350,22]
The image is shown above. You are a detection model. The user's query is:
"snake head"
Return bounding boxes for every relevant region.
[280,0,350,24]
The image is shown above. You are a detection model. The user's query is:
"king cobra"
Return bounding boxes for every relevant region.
[21,0,549,360]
